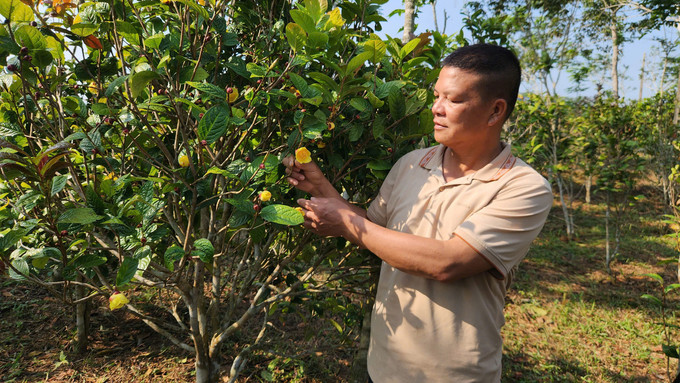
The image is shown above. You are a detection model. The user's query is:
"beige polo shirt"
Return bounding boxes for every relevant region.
[366,143,552,383]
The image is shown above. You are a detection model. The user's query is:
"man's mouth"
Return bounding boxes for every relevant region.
[433,122,447,130]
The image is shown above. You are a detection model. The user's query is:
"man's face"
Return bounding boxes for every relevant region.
[431,66,495,148]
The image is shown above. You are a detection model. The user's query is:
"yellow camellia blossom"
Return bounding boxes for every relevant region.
[327,122,335,131]
[179,154,190,167]
[295,147,312,164]
[317,142,326,148]
[104,172,118,181]
[259,190,272,202]
[88,82,98,94]
[295,207,304,216]
[109,292,129,310]
[228,87,239,103]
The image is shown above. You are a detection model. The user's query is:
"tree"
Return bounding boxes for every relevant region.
[0,0,444,382]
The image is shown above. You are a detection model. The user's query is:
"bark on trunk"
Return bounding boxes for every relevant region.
[431,0,438,33]
[556,174,572,240]
[75,275,90,354]
[610,13,619,99]
[638,53,645,102]
[402,0,416,44]
[674,67,680,125]
[605,192,612,273]
[585,175,592,204]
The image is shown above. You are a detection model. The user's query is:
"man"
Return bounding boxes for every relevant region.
[283,44,552,382]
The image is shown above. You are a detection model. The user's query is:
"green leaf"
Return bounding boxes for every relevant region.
[350,98,371,112]
[105,75,129,97]
[51,175,68,196]
[665,284,680,294]
[304,0,327,22]
[307,32,329,48]
[72,254,107,268]
[367,160,392,170]
[130,70,160,98]
[290,10,316,34]
[116,257,138,287]
[14,25,46,50]
[388,87,405,120]
[198,105,230,144]
[373,114,386,139]
[399,38,420,59]
[641,294,662,306]
[115,21,140,44]
[194,238,215,264]
[9,258,29,280]
[206,167,239,180]
[308,72,339,93]
[187,82,227,100]
[329,318,343,334]
[346,51,372,74]
[144,33,164,49]
[0,228,28,251]
[164,245,184,271]
[260,205,304,226]
[642,273,663,284]
[175,0,210,19]
[375,80,405,99]
[363,39,386,64]
[71,23,99,37]
[405,88,427,116]
[286,23,307,53]
[31,50,53,69]
[226,198,256,214]
[0,0,33,23]
[58,208,102,225]
[663,345,679,359]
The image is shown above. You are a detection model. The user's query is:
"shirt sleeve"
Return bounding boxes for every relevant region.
[366,156,406,227]
[454,173,553,279]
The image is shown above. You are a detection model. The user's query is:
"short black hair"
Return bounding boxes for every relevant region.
[442,44,521,120]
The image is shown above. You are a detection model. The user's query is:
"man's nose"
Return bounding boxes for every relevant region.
[432,97,444,115]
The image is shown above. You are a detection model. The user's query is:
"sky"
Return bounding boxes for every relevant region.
[375,0,679,100]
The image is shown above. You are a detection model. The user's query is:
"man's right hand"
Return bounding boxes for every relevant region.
[282,155,339,199]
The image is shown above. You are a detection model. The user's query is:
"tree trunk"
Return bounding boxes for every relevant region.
[674,66,680,125]
[75,275,90,354]
[431,0,438,33]
[610,11,619,99]
[402,0,416,44]
[605,192,611,273]
[556,174,572,240]
[585,175,592,204]
[638,53,645,102]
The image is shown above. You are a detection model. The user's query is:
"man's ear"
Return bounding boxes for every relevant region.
[488,98,508,127]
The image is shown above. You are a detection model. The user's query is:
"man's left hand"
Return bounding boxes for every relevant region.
[297,197,355,238]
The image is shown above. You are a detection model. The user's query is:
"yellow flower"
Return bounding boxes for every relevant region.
[104,172,118,181]
[295,207,304,216]
[295,147,312,164]
[327,122,335,131]
[259,190,272,202]
[179,154,190,167]
[227,87,239,103]
[109,292,129,310]
[88,82,98,94]
[317,142,326,148]
[198,0,206,5]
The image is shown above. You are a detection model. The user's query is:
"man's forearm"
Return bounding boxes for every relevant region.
[340,213,492,282]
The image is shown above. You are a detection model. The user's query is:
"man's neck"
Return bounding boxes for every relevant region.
[442,140,503,182]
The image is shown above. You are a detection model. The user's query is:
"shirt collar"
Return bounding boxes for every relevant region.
[418,142,516,182]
